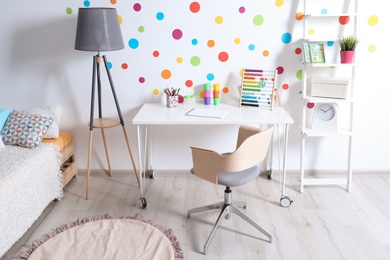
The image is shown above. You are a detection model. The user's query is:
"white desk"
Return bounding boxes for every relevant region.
[132,102,294,208]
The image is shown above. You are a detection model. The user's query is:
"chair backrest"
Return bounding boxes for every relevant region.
[190,125,274,184]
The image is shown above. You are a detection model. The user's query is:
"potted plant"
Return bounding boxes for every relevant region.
[338,35,359,64]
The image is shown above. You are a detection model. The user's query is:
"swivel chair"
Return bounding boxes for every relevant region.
[187,125,274,254]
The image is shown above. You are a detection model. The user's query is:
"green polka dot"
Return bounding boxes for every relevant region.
[190,56,201,66]
[66,7,72,15]
[253,15,264,26]
[138,26,145,33]
[296,70,302,80]
[368,44,376,52]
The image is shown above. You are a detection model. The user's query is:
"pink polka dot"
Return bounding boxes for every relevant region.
[133,3,141,11]
[239,7,245,13]
[276,66,284,74]
[307,102,315,109]
[172,29,183,40]
[139,77,145,83]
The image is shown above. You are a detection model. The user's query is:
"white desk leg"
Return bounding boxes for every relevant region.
[280,124,293,208]
[146,126,155,178]
[266,129,274,179]
[137,125,147,208]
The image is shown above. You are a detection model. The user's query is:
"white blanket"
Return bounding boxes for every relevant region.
[0,143,63,257]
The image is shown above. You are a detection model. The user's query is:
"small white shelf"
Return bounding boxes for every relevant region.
[303,128,353,137]
[303,96,355,103]
[304,62,356,68]
[305,13,358,18]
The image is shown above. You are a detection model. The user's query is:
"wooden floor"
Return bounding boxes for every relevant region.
[3,170,390,260]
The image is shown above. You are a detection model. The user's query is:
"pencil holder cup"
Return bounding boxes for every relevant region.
[213,83,220,91]
[166,96,178,108]
[203,83,211,91]
[204,97,211,105]
[213,90,220,98]
[203,90,211,98]
[213,97,220,105]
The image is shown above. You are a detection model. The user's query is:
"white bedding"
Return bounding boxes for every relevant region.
[0,143,63,257]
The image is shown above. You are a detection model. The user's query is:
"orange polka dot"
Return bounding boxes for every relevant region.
[207,40,215,48]
[296,12,304,21]
[263,50,269,57]
[295,48,302,55]
[223,87,229,94]
[161,69,171,79]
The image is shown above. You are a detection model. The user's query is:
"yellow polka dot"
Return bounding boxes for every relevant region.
[368,15,378,26]
[215,16,223,24]
[234,38,241,44]
[275,0,284,7]
[176,57,183,63]
[153,89,159,95]
[308,28,315,35]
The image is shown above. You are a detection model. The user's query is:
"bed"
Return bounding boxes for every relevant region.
[0,107,77,257]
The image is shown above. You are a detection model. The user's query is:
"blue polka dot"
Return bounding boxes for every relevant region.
[281,33,292,44]
[83,1,90,7]
[191,39,198,45]
[128,38,139,49]
[321,9,328,14]
[327,41,334,47]
[248,44,255,51]
[156,12,164,20]
[206,73,214,81]
[107,62,112,69]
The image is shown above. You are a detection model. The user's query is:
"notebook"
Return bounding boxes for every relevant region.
[185,108,229,119]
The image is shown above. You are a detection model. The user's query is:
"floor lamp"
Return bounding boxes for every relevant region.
[75,8,139,200]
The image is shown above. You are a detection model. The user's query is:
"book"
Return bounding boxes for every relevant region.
[309,43,325,63]
[303,43,312,63]
[185,108,229,119]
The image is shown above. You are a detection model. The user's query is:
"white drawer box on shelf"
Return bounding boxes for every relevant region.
[310,77,350,99]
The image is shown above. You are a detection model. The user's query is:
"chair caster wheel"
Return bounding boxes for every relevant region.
[267,169,273,179]
[139,197,147,209]
[280,196,293,208]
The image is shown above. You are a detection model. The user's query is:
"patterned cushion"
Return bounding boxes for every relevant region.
[24,106,62,139]
[1,110,53,148]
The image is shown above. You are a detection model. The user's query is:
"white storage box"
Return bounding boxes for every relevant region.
[310,77,350,99]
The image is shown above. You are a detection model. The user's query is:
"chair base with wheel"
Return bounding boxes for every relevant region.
[187,125,274,255]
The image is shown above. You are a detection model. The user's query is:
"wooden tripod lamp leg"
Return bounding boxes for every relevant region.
[86,131,93,200]
[122,125,140,188]
[101,128,113,177]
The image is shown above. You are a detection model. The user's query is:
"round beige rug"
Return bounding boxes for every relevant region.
[21,214,183,260]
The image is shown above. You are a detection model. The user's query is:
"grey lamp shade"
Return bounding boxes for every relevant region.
[75,8,124,52]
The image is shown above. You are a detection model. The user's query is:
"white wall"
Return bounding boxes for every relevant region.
[0,1,389,172]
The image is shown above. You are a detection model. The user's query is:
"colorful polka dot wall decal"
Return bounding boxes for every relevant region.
[153,51,159,57]
[139,77,145,83]
[321,9,328,14]
[153,89,159,95]
[253,15,264,26]
[207,40,215,48]
[138,26,145,33]
[263,50,270,57]
[190,56,201,66]
[282,83,289,90]
[128,38,139,49]
[206,73,214,81]
[191,39,198,45]
[156,12,164,20]
[83,1,90,7]
[121,63,128,69]
[161,69,171,80]
[296,70,302,80]
[133,3,141,12]
[276,66,284,74]
[295,48,302,55]
[307,102,315,109]
[234,38,241,44]
[215,16,223,24]
[66,7,72,14]
[218,52,229,62]
[308,28,315,35]
[176,57,183,63]
[368,15,378,26]
[248,44,255,51]
[223,87,229,94]
[118,15,123,25]
[281,33,292,44]
[275,0,284,7]
[339,16,350,25]
[327,41,334,47]
[368,45,376,52]
[172,29,183,40]
[238,6,245,14]
[295,12,304,20]
[185,80,193,87]
[189,2,200,13]
[110,0,117,4]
